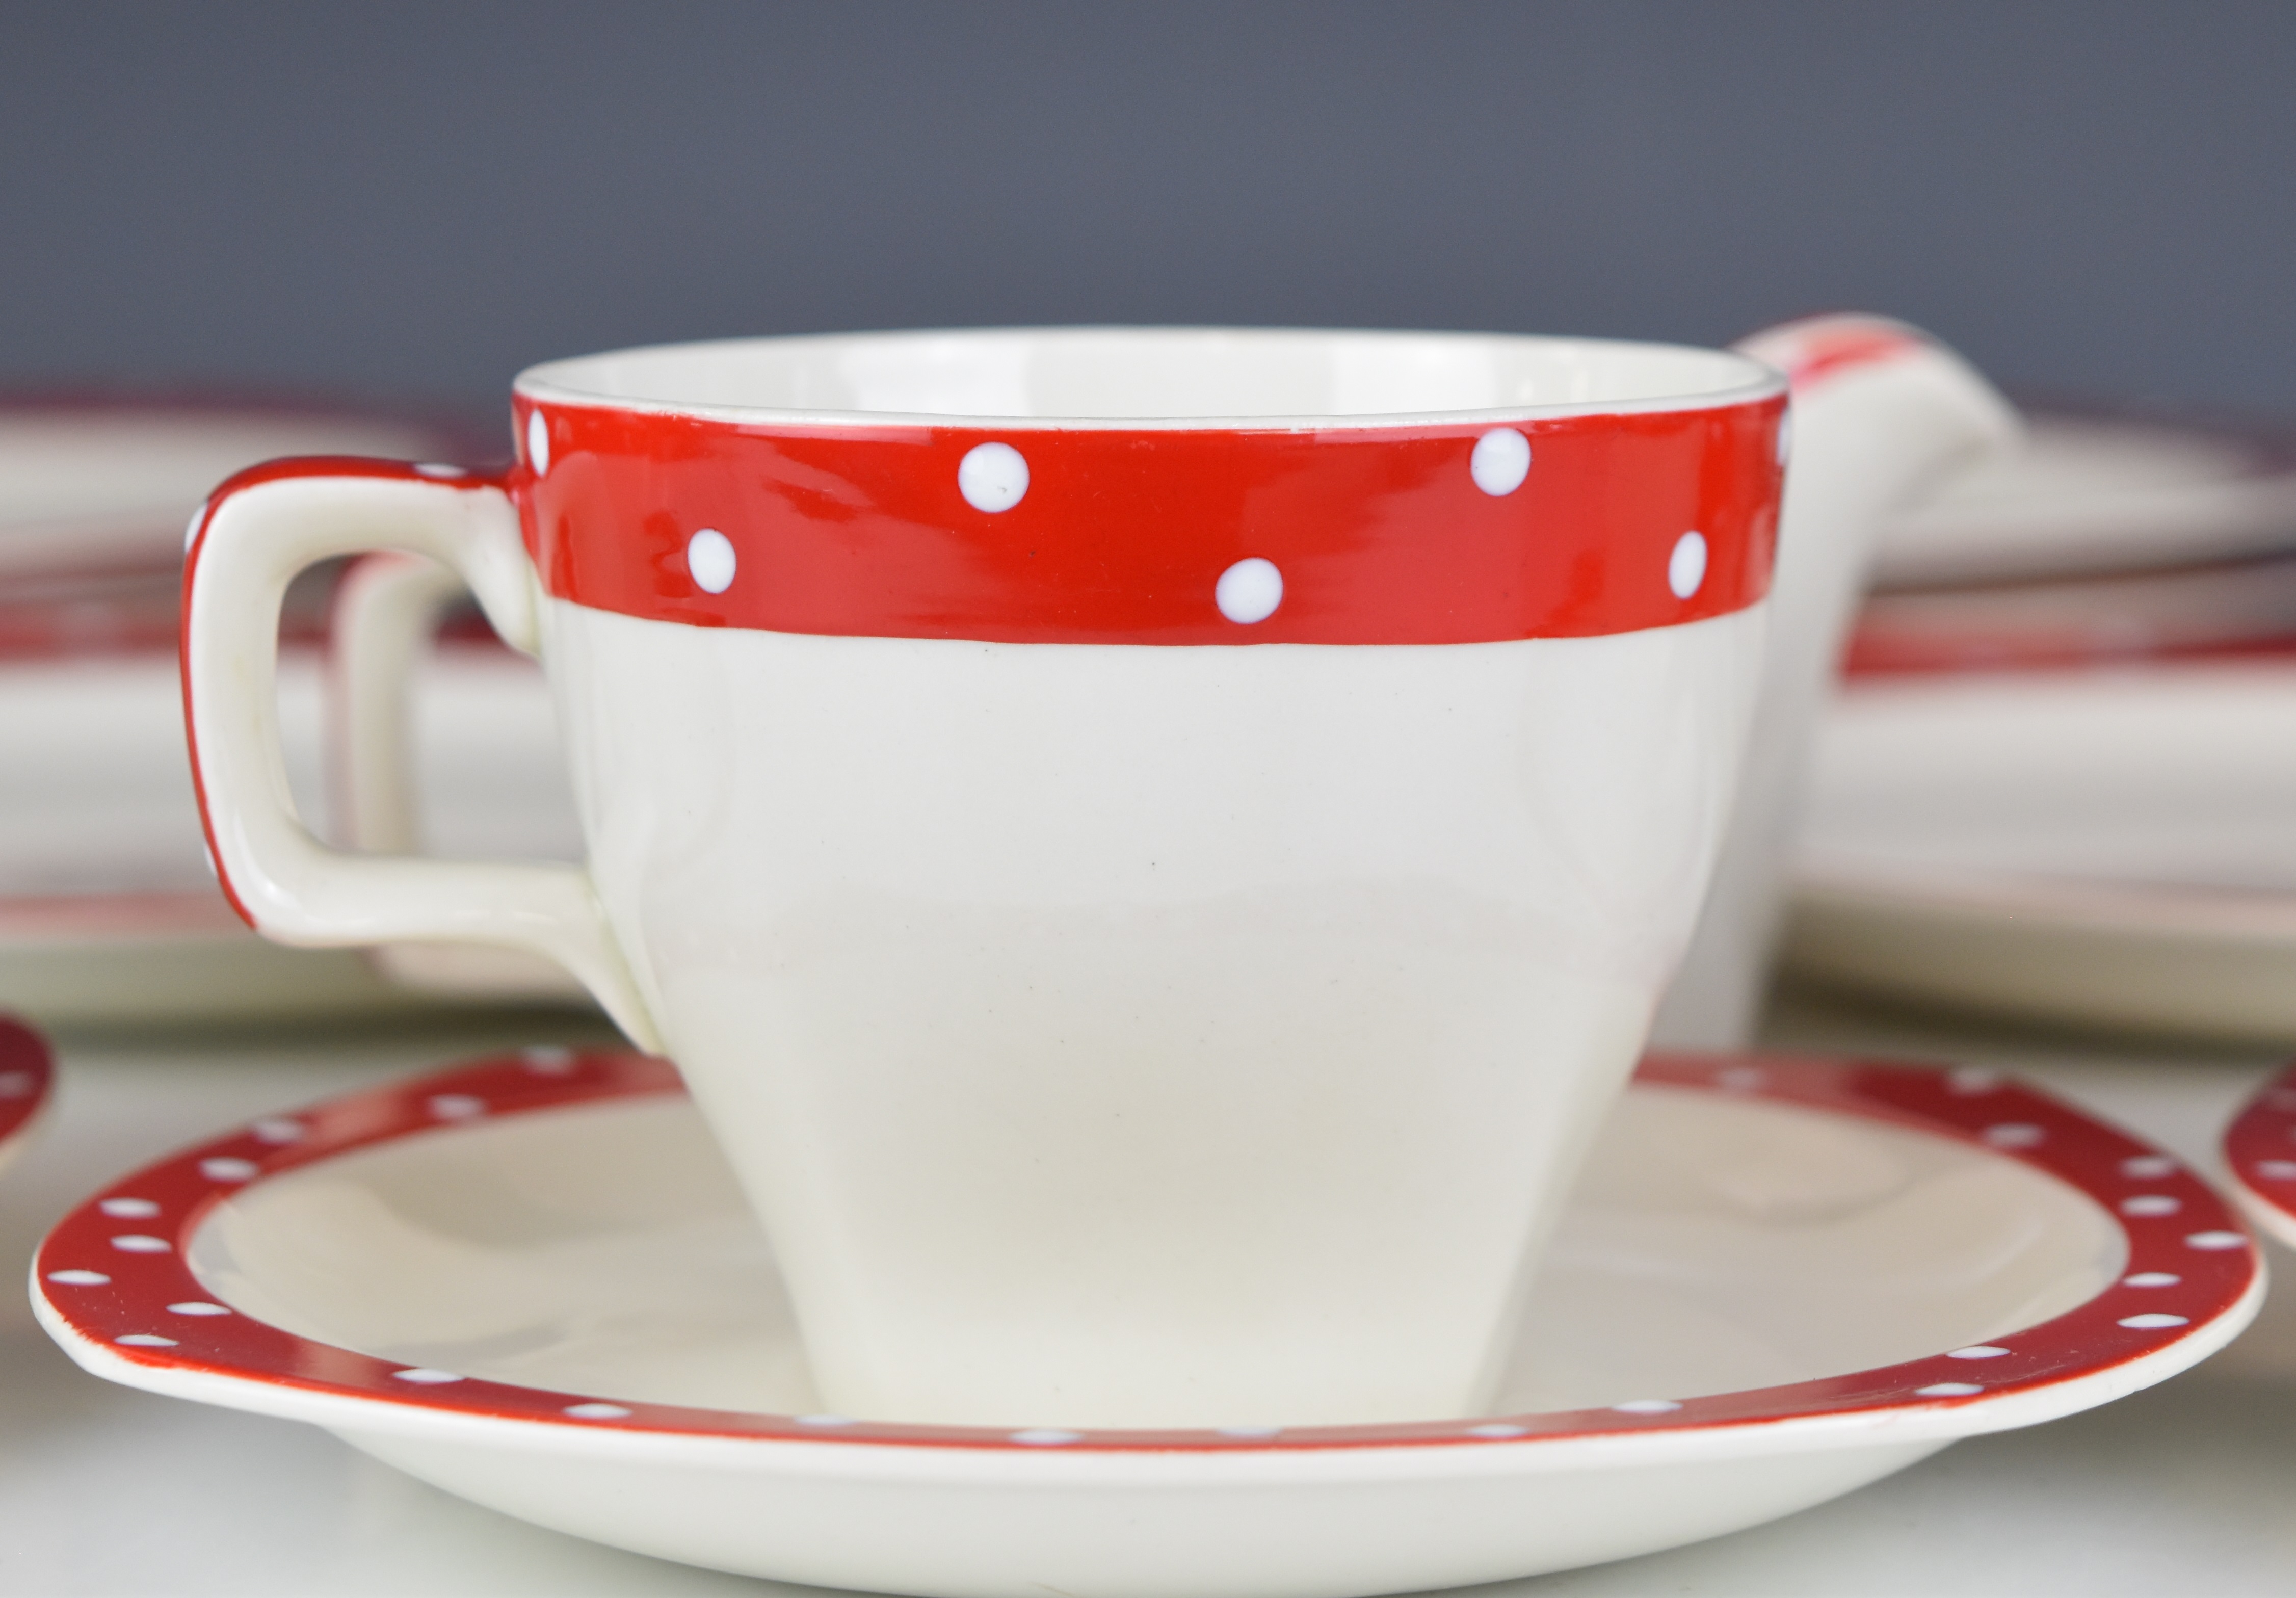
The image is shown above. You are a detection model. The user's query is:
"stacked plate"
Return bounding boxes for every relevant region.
[1790,406,2296,1040]
[0,396,583,1024]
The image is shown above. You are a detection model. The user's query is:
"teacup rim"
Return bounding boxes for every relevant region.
[514,324,1787,433]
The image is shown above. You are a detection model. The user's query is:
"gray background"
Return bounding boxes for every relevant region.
[4,1,2291,435]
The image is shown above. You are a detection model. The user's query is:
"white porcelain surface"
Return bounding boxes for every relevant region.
[546,601,1760,1427]
[1790,663,2296,1040]
[40,1053,2257,1598]
[519,326,1772,424]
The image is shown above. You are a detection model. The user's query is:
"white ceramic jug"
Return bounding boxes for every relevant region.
[1651,313,2017,1047]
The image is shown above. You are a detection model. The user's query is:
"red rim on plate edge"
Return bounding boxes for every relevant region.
[2224,1063,2296,1250]
[0,1016,54,1156]
[32,1050,2260,1454]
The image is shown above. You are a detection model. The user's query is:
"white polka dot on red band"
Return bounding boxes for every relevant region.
[1216,558,1283,624]
[958,442,1028,513]
[1470,429,1532,496]
[1668,532,1707,600]
[686,529,736,594]
[2185,1231,2249,1250]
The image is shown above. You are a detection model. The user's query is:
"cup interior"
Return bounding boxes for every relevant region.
[517,327,1776,427]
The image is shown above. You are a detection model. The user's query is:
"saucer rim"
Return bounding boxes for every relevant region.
[34,1049,2262,1468]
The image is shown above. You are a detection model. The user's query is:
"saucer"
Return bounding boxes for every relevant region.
[1790,661,2296,1041]
[0,1015,53,1174]
[2223,1063,2296,1250]
[35,1050,2259,1596]
[1872,406,2296,588]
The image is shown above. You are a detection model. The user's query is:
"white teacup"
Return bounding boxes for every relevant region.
[184,329,1782,1428]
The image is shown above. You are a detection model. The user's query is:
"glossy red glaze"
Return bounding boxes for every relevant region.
[34,1049,2256,1454]
[2223,1061,2296,1240]
[1762,324,1928,390]
[510,401,1784,645]
[0,1016,51,1151]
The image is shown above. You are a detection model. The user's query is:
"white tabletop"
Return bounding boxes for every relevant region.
[1,991,2292,1596]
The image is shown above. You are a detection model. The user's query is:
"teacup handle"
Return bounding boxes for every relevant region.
[181,459,663,1050]
[323,550,591,1002]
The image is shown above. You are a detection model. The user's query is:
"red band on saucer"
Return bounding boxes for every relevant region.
[510,400,1784,645]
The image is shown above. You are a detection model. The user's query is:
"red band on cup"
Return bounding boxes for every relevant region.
[513,399,1784,645]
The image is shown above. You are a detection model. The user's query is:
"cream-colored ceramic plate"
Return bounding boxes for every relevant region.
[0,400,455,577]
[1790,663,2296,1041]
[1873,410,2296,588]
[0,647,579,1024]
[36,1050,2259,1596]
